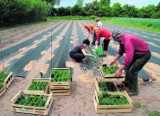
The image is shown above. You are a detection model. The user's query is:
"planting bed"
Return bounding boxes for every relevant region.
[26,78,49,94]
[93,90,133,113]
[0,72,14,96]
[11,90,53,115]
[50,68,71,95]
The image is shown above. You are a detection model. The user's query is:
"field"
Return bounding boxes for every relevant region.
[0,19,160,116]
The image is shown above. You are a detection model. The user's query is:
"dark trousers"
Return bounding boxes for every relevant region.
[69,51,85,62]
[91,32,100,45]
[103,39,110,51]
[125,51,151,92]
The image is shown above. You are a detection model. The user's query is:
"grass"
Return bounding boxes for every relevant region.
[104,17,160,33]
[47,16,96,21]
[47,16,160,33]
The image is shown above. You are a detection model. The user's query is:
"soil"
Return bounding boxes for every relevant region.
[0,21,160,116]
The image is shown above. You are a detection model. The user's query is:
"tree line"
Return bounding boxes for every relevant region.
[53,0,160,18]
[0,0,159,26]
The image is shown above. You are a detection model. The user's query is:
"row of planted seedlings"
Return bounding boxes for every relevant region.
[93,62,133,113]
[11,68,71,115]
[0,71,14,96]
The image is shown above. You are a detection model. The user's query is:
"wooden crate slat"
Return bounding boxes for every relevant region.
[50,85,70,89]
[0,86,6,96]
[4,72,14,88]
[51,91,70,96]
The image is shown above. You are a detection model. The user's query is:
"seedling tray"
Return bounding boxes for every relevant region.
[11,90,53,115]
[25,78,49,94]
[50,68,71,96]
[95,78,118,92]
[100,62,125,79]
[93,90,133,113]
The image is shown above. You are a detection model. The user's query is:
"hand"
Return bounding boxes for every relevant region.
[95,45,98,49]
[115,69,122,77]
[110,60,116,66]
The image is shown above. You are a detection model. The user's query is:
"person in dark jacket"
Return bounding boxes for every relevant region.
[69,39,96,62]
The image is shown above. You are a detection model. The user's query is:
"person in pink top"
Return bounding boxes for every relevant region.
[110,29,151,96]
[94,28,112,56]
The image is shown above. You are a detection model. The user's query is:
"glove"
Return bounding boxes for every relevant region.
[88,51,92,54]
[92,55,96,59]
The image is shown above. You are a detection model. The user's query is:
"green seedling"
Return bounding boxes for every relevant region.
[134,102,141,108]
[98,93,129,105]
[51,69,70,82]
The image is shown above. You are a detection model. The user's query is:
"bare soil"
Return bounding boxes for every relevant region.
[0,21,160,116]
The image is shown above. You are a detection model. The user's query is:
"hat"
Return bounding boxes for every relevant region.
[112,29,123,40]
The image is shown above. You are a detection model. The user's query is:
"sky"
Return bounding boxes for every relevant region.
[57,0,160,8]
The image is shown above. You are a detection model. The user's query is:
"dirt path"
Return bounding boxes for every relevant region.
[0,21,57,49]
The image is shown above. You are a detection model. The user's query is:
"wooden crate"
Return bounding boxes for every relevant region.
[0,72,14,96]
[25,78,50,94]
[100,62,125,78]
[93,90,133,113]
[50,68,71,96]
[11,90,53,115]
[95,78,118,92]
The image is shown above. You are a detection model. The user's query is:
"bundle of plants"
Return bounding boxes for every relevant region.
[99,82,117,92]
[51,69,70,82]
[28,81,48,91]
[102,66,119,74]
[15,94,48,107]
[98,93,129,105]
[0,72,9,89]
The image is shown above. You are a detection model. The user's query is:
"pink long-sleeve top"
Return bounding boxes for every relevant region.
[96,28,112,41]
[118,34,150,66]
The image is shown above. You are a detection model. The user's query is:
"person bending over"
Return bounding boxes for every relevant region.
[110,29,151,96]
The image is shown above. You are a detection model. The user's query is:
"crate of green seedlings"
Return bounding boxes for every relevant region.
[93,90,133,113]
[11,90,53,115]
[26,78,49,94]
[50,68,71,96]
[100,62,125,79]
[95,78,118,92]
[0,71,14,96]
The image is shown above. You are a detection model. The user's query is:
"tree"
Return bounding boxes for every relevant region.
[84,1,99,16]
[153,2,160,18]
[111,2,122,17]
[76,0,83,7]
[45,0,60,6]
[99,0,110,6]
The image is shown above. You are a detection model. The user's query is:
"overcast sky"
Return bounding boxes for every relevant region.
[57,0,159,8]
